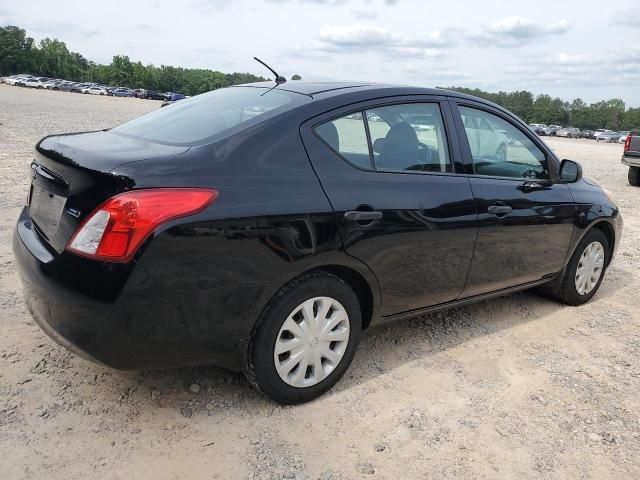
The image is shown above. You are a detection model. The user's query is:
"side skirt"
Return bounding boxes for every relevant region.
[372,277,556,326]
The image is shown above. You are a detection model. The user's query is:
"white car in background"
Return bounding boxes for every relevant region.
[22,78,45,88]
[82,86,108,95]
[593,129,612,140]
[5,75,32,86]
[463,111,509,160]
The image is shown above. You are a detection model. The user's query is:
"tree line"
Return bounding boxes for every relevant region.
[443,87,640,131]
[0,25,267,95]
[1,24,638,129]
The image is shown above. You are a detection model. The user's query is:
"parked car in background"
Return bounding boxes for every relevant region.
[594,129,612,140]
[22,78,45,88]
[622,130,640,186]
[556,127,580,138]
[546,125,562,136]
[164,92,186,101]
[6,75,33,86]
[51,82,74,92]
[111,88,132,97]
[144,90,166,100]
[531,124,547,136]
[130,89,145,98]
[598,131,621,143]
[42,80,59,89]
[13,82,623,404]
[618,131,630,143]
[82,86,108,95]
[580,130,594,139]
[71,83,91,93]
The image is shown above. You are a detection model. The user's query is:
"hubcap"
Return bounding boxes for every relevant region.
[274,296,350,388]
[575,241,605,295]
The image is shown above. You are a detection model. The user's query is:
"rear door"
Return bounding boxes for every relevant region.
[301,97,478,316]
[450,100,575,297]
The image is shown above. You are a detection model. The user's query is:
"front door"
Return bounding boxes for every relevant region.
[452,102,575,297]
[302,99,478,315]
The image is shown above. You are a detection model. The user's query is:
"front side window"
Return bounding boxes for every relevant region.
[315,103,451,173]
[459,106,549,180]
[111,87,297,146]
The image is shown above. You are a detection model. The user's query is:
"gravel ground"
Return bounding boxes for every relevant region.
[1,84,639,480]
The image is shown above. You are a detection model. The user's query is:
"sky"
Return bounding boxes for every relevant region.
[1,0,639,106]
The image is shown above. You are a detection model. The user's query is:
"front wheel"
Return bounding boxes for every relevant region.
[244,272,361,404]
[629,166,640,187]
[551,228,609,306]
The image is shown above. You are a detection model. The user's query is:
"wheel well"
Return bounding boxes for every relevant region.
[315,265,374,330]
[592,221,615,266]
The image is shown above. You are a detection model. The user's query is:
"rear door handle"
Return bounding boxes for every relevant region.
[487,204,512,215]
[344,211,383,222]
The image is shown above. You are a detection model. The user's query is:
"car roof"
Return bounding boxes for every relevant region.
[228,81,532,128]
[236,80,470,100]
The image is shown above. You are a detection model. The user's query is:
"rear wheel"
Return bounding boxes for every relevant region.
[629,166,640,187]
[551,228,609,306]
[244,272,361,404]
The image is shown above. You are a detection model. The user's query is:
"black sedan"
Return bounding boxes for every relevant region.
[13,82,623,404]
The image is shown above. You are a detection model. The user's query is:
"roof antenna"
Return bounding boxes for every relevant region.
[254,57,287,85]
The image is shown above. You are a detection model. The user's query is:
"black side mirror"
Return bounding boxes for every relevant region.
[559,159,582,183]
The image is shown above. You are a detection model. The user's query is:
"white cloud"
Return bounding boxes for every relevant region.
[311,24,456,54]
[610,8,640,28]
[470,16,570,47]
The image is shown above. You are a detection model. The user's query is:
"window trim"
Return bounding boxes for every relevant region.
[450,99,561,182]
[310,98,457,177]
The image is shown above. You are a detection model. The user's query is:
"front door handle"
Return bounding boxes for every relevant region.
[519,181,547,192]
[487,204,512,215]
[344,211,383,222]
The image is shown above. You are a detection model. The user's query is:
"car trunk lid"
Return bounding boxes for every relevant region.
[29,131,189,254]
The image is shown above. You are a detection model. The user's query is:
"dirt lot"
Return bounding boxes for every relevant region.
[1,84,639,480]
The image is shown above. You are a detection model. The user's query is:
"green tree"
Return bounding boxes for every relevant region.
[291,74,302,80]
[0,26,35,75]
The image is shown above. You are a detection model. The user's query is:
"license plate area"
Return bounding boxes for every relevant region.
[29,164,69,242]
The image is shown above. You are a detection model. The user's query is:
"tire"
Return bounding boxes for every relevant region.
[550,228,609,306]
[496,144,507,161]
[629,166,640,187]
[244,272,362,404]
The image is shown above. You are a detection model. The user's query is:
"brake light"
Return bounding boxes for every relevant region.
[624,134,632,152]
[67,188,218,262]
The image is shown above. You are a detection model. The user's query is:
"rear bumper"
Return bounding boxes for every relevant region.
[622,155,640,167]
[13,207,254,371]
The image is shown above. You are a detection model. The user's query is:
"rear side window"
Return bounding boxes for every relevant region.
[315,113,371,169]
[111,87,296,146]
[316,103,451,173]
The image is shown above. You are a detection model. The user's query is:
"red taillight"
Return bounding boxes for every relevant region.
[67,188,218,262]
[624,134,632,152]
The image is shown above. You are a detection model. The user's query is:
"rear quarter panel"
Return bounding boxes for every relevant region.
[112,114,381,342]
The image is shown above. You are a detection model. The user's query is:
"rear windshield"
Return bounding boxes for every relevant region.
[111,87,297,146]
